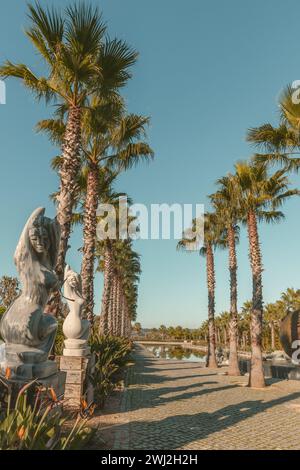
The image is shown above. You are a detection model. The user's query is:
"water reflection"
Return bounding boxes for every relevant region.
[144,344,206,362]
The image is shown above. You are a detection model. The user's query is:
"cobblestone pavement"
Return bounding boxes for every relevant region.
[112,344,300,450]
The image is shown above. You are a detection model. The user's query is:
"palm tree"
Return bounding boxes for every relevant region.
[0,3,102,277]
[239,301,252,350]
[159,325,167,340]
[178,212,222,368]
[210,175,241,376]
[233,161,300,387]
[79,110,152,320]
[133,322,142,336]
[95,191,136,332]
[280,287,300,312]
[97,239,114,334]
[264,302,284,350]
[0,3,138,283]
[122,245,140,337]
[96,213,141,337]
[198,320,209,343]
[113,241,141,337]
[41,104,153,321]
[246,85,300,171]
[217,311,231,346]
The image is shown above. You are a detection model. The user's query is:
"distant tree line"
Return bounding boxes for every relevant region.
[133,287,300,352]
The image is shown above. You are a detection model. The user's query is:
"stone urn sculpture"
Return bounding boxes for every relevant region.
[0,208,60,380]
[62,265,90,357]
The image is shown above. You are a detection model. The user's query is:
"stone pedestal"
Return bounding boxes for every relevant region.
[0,341,58,381]
[63,338,90,357]
[59,356,90,408]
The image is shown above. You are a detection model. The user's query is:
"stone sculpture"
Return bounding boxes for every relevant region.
[280,310,300,359]
[62,265,90,357]
[0,207,60,379]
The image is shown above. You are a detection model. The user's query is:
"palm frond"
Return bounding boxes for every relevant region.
[256,210,284,223]
[110,143,154,170]
[26,2,64,62]
[36,118,66,145]
[96,37,138,94]
[0,62,54,102]
[65,2,106,58]
[51,155,63,171]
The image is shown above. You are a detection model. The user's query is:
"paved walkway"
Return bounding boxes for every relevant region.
[112,344,300,450]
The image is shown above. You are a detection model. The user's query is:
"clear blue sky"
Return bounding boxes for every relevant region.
[0,0,300,328]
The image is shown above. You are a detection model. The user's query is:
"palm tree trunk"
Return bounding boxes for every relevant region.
[242,332,247,350]
[227,224,241,376]
[121,301,125,337]
[247,209,265,388]
[123,305,129,338]
[121,296,127,337]
[110,274,118,335]
[99,242,113,335]
[108,295,113,335]
[206,244,218,368]
[81,164,99,323]
[126,314,132,338]
[46,105,82,316]
[56,105,82,279]
[114,277,118,335]
[115,277,121,336]
[270,322,275,350]
[223,328,227,346]
[108,275,115,335]
[118,281,124,336]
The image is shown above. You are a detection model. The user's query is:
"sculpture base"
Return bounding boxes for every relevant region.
[0,370,66,403]
[63,338,90,357]
[0,342,57,380]
[63,348,90,357]
[0,359,58,380]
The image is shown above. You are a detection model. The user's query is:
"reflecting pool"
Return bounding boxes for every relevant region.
[143,344,206,362]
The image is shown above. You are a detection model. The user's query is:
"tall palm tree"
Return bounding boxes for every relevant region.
[79,110,152,320]
[178,212,222,368]
[247,85,300,171]
[217,311,231,346]
[40,104,153,321]
[239,301,252,350]
[115,242,141,337]
[96,198,140,335]
[0,3,102,277]
[97,239,141,337]
[280,287,300,312]
[264,302,283,350]
[98,240,114,333]
[0,2,138,283]
[233,161,300,387]
[210,176,241,376]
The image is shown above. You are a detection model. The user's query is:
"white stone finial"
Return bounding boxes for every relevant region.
[62,265,90,357]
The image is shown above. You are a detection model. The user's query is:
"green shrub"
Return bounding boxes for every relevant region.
[89,334,132,408]
[53,319,64,357]
[0,378,94,450]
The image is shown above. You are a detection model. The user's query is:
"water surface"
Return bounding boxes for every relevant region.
[143,344,206,363]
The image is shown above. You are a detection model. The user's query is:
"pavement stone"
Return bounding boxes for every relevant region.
[113,344,300,450]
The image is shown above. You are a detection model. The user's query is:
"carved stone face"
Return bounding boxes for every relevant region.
[29,225,50,254]
[67,272,79,289]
